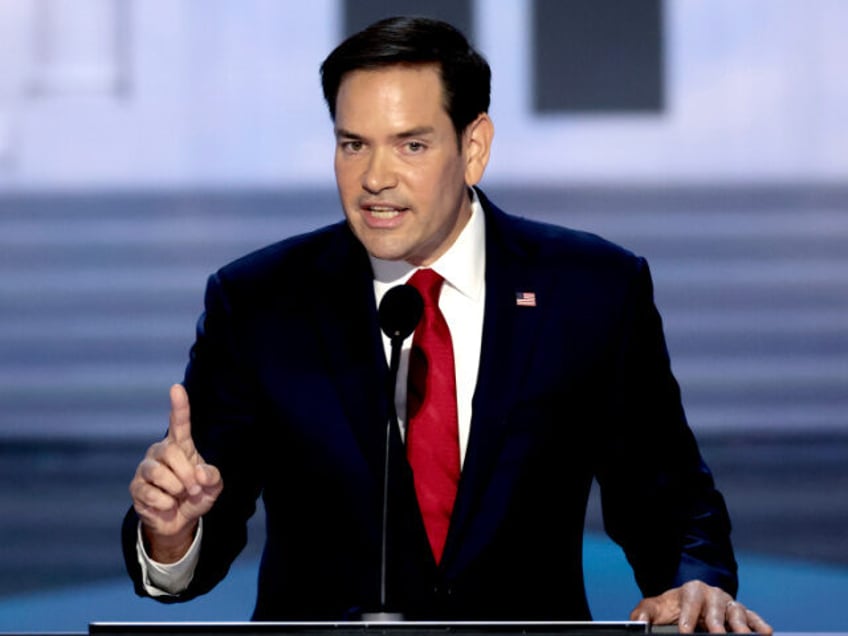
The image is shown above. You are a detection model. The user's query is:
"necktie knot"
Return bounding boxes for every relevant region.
[407,268,444,307]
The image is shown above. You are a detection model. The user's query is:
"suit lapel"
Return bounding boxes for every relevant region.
[310,225,394,482]
[312,225,437,585]
[442,200,548,570]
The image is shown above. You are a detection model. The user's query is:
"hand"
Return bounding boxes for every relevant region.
[630,580,773,634]
[129,384,223,562]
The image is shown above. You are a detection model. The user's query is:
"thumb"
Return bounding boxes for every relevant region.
[195,462,222,490]
[168,384,195,453]
[631,598,663,624]
[632,594,681,627]
[630,609,650,623]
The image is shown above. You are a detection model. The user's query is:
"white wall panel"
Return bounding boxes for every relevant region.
[0,0,846,188]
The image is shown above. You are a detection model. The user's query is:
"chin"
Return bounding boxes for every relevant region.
[366,248,409,262]
[356,236,411,262]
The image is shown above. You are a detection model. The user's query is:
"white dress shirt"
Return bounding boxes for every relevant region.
[138,190,487,595]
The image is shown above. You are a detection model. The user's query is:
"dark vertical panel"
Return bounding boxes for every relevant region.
[533,0,664,113]
[342,0,472,40]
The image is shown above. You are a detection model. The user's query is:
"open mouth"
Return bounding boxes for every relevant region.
[367,206,405,218]
[361,203,410,222]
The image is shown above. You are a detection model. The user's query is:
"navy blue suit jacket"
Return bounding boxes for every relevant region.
[123,190,737,620]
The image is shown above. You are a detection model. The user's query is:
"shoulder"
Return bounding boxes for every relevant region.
[196,221,369,317]
[222,220,349,275]
[478,189,645,279]
[212,220,361,291]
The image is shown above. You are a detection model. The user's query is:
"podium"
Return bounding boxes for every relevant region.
[89,622,648,636]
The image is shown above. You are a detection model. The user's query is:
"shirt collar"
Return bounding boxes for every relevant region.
[370,188,486,302]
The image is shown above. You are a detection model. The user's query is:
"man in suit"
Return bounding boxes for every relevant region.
[125,16,771,633]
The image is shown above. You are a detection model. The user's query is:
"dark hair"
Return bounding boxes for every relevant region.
[320,16,491,139]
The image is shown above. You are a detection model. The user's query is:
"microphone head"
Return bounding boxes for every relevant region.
[379,284,424,341]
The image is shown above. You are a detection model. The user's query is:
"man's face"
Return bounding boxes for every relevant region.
[333,64,483,266]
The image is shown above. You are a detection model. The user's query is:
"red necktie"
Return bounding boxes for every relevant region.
[406,268,460,564]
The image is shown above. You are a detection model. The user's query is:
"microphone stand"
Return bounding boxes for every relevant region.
[364,284,422,622]
[361,335,405,622]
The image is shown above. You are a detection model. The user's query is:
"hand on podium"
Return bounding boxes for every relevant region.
[630,579,773,634]
[129,384,223,563]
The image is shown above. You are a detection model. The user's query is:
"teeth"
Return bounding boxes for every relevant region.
[367,206,402,218]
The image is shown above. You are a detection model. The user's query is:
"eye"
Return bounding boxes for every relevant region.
[405,141,426,153]
[341,140,364,153]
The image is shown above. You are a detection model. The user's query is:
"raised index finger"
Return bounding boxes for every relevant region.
[168,383,194,453]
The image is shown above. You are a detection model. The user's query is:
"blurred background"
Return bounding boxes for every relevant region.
[0,0,846,632]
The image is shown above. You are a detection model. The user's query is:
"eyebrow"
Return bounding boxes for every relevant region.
[335,126,436,141]
[334,128,361,140]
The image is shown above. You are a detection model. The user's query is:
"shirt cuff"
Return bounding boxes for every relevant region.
[135,519,202,597]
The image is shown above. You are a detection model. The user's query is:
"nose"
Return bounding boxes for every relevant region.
[362,147,397,193]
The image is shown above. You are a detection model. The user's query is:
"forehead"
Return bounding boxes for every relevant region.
[335,64,448,124]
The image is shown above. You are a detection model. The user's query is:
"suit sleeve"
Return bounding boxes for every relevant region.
[594,257,739,598]
[123,270,264,602]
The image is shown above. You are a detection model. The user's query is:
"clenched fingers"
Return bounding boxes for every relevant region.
[148,438,202,496]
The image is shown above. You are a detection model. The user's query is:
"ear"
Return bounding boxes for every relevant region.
[462,113,494,187]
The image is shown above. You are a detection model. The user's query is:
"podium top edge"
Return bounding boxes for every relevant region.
[88,622,648,635]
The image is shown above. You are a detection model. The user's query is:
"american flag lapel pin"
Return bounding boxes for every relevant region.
[515,291,537,307]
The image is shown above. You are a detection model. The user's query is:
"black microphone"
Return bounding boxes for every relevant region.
[379,284,424,344]
[379,285,424,411]
[365,284,423,621]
